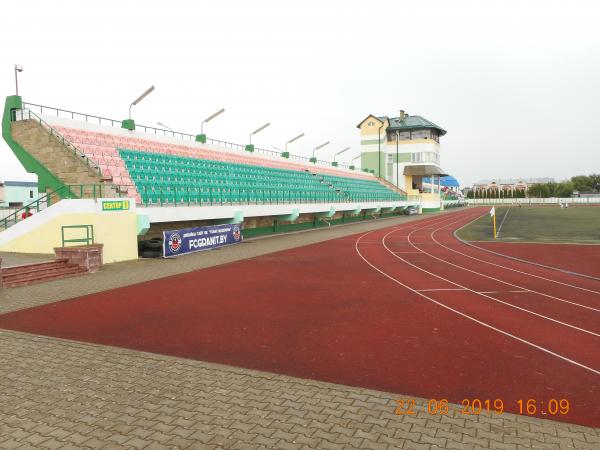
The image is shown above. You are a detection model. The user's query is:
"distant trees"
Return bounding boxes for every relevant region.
[571,174,600,192]
[465,174,599,199]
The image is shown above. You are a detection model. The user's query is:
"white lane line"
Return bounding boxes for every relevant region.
[386,227,600,337]
[478,290,529,294]
[417,288,467,292]
[392,251,422,254]
[354,230,600,376]
[429,225,600,311]
[452,215,600,289]
[495,204,512,238]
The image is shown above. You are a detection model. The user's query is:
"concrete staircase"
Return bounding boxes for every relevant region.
[11,119,116,198]
[0,259,87,288]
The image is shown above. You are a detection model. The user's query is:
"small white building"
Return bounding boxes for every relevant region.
[0,180,40,208]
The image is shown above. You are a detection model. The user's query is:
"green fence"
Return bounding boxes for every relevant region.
[61,225,94,247]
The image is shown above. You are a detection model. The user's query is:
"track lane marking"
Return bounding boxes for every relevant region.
[428,222,600,312]
[451,213,600,289]
[354,229,600,377]
[385,226,600,337]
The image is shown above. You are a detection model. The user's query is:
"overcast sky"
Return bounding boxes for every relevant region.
[1,0,599,186]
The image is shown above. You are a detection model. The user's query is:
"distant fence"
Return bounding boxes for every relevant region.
[467,197,600,205]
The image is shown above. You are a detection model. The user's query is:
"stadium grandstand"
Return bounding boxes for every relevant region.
[1,95,419,264]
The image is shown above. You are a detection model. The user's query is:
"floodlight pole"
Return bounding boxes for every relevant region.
[249,122,270,145]
[312,141,330,158]
[129,85,155,120]
[334,147,350,162]
[350,154,361,170]
[285,133,304,151]
[201,108,225,134]
[310,141,330,164]
[14,65,23,96]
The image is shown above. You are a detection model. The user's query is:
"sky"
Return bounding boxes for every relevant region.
[1,0,599,187]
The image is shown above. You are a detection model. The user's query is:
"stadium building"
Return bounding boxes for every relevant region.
[471,177,555,195]
[1,95,426,268]
[357,110,448,211]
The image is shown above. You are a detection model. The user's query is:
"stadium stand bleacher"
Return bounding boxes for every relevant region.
[51,125,403,206]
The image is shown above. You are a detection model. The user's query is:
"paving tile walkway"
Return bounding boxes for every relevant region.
[2,330,598,450]
[1,210,599,448]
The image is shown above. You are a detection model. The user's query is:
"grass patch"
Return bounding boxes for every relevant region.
[457,205,600,243]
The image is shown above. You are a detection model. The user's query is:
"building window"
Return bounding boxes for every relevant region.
[30,190,34,198]
[367,121,375,127]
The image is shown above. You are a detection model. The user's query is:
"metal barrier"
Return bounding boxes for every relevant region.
[467,197,600,205]
[20,102,361,170]
[61,224,94,247]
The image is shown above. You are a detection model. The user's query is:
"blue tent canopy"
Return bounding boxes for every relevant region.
[422,175,460,187]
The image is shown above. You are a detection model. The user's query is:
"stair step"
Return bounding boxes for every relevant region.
[2,259,69,276]
[2,265,82,283]
[2,264,83,282]
[3,269,87,288]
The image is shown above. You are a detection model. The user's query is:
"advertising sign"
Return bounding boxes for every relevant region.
[162,223,243,258]
[102,200,130,211]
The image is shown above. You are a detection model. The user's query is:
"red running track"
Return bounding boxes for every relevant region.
[471,241,600,279]
[0,207,598,426]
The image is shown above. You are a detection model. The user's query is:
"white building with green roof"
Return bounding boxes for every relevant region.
[357,110,448,211]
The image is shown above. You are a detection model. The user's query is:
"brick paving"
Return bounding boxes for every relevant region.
[2,330,598,449]
[1,211,599,448]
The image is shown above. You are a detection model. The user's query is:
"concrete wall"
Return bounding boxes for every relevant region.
[0,198,138,262]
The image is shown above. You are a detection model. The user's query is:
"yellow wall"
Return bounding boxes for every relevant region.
[0,212,138,263]
[420,192,441,201]
[358,115,388,136]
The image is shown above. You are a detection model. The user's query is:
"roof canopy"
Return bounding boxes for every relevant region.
[422,175,460,187]
[404,165,448,177]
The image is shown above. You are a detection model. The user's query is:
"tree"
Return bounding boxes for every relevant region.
[528,183,550,198]
[555,181,574,198]
[571,175,592,192]
[571,174,600,192]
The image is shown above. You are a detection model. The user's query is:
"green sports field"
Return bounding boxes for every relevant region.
[457,205,600,243]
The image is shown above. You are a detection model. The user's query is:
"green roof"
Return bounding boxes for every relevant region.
[382,115,447,136]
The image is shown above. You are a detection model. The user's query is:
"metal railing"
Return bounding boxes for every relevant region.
[0,183,132,231]
[467,197,600,205]
[0,180,408,231]
[0,185,68,230]
[61,224,94,247]
[12,108,103,178]
[135,185,405,207]
[21,102,361,172]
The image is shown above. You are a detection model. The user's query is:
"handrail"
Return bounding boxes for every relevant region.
[0,184,73,230]
[21,101,362,172]
[12,108,103,178]
[135,183,405,207]
[61,224,94,247]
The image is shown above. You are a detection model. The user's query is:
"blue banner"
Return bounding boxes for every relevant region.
[162,223,243,258]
